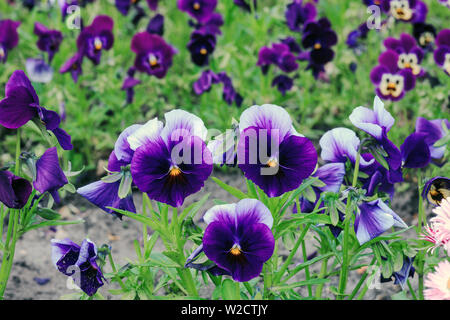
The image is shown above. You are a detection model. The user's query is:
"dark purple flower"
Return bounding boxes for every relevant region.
[193,69,220,94]
[381,0,427,23]
[187,30,216,66]
[257,43,298,74]
[384,33,424,77]
[59,51,84,83]
[0,70,73,150]
[115,0,142,15]
[422,177,450,206]
[129,111,213,207]
[147,0,158,10]
[434,29,450,76]
[280,37,302,54]
[51,238,105,296]
[198,12,224,36]
[380,256,415,288]
[271,75,294,95]
[360,159,396,199]
[131,32,177,78]
[400,132,431,168]
[202,199,275,282]
[0,19,21,63]
[415,117,449,160]
[34,147,68,203]
[121,77,141,104]
[193,70,242,106]
[370,50,416,101]
[177,0,217,24]
[302,18,337,51]
[58,0,79,22]
[234,0,257,12]
[0,170,32,209]
[237,104,317,197]
[346,23,370,54]
[77,15,114,65]
[285,0,317,32]
[34,22,63,63]
[146,13,164,36]
[413,23,436,50]
[355,199,407,245]
[184,244,231,276]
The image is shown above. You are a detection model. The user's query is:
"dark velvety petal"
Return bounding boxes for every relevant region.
[0,19,21,50]
[147,14,164,36]
[0,171,32,209]
[400,132,431,168]
[33,147,68,203]
[398,69,416,91]
[51,238,80,274]
[0,94,37,129]
[310,47,334,65]
[379,128,402,171]
[370,65,388,85]
[131,136,212,207]
[238,127,317,197]
[177,0,218,23]
[271,75,293,95]
[415,117,449,159]
[147,0,159,10]
[59,52,83,83]
[77,179,136,218]
[38,107,61,131]
[52,127,73,151]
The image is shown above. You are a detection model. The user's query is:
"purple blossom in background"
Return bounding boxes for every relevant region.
[346,23,370,54]
[115,0,142,15]
[59,51,84,83]
[0,70,73,150]
[413,23,436,50]
[0,19,20,64]
[128,111,213,207]
[380,256,415,289]
[26,58,53,83]
[187,30,216,66]
[33,147,68,203]
[190,12,224,36]
[147,14,164,36]
[415,117,449,161]
[177,0,217,24]
[237,104,317,197]
[381,0,428,23]
[370,50,416,101]
[355,199,407,245]
[77,15,114,65]
[234,0,257,12]
[121,67,141,104]
[147,0,158,10]
[58,0,79,22]
[202,199,275,282]
[257,43,298,74]
[438,0,450,8]
[131,32,177,78]
[434,29,450,76]
[384,33,425,77]
[51,238,105,296]
[193,70,242,106]
[285,0,317,32]
[0,171,32,209]
[271,75,294,95]
[34,22,63,63]
[281,37,302,54]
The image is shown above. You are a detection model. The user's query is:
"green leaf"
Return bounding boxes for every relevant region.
[212,177,248,200]
[304,186,317,203]
[118,172,133,199]
[221,279,240,300]
[22,219,84,233]
[179,193,210,222]
[271,278,330,292]
[391,291,410,300]
[101,172,123,183]
[63,183,77,193]
[36,207,62,220]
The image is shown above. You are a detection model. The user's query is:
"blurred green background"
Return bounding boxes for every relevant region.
[0,0,448,183]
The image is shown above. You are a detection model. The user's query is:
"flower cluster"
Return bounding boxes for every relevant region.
[434,29,450,76]
[60,15,114,82]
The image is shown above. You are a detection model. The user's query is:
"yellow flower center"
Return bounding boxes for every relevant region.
[149,54,158,67]
[267,159,278,167]
[314,43,321,50]
[193,2,200,10]
[200,48,207,55]
[404,62,411,69]
[387,83,396,90]
[229,244,242,256]
[0,48,4,58]
[169,166,182,177]
[94,38,102,51]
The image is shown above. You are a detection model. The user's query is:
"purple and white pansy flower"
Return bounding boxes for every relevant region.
[202,198,275,282]
[237,104,317,198]
[355,199,408,245]
[434,29,450,76]
[384,33,425,77]
[128,110,213,207]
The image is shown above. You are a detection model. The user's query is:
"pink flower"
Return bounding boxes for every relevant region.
[424,260,450,300]
[421,197,450,254]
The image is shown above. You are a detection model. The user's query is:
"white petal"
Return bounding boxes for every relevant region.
[127,118,163,151]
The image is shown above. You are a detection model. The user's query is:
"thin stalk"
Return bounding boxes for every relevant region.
[337,148,361,299]
[416,171,425,300]
[0,209,19,299]
[108,252,126,290]
[314,256,329,299]
[348,257,376,300]
[407,279,417,300]
[15,128,21,176]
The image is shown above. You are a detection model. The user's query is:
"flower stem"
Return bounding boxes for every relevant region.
[314,256,329,299]
[348,257,376,300]
[108,252,126,291]
[416,171,425,300]
[14,128,21,176]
